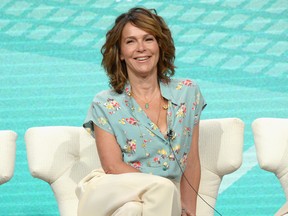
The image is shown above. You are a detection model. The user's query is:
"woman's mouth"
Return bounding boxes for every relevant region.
[135,56,150,61]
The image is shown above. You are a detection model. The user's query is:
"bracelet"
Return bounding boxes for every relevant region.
[181,208,193,216]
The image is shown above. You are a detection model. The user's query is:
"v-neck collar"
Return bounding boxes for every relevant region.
[124,81,175,141]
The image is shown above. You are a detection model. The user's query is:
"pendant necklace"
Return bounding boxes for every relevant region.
[131,88,169,110]
[131,89,158,109]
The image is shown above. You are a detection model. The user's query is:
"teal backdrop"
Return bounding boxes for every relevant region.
[0,0,287,215]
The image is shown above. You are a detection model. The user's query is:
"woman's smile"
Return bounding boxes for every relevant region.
[120,22,159,77]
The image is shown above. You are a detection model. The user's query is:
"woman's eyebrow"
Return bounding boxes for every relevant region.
[124,34,152,40]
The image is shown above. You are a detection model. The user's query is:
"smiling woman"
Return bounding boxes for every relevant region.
[77,7,206,216]
[120,23,160,80]
[101,7,175,94]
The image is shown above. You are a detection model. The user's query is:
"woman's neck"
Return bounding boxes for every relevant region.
[129,75,160,98]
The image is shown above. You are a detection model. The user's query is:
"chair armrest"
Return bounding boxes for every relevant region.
[25,126,89,183]
[200,118,244,176]
[252,118,288,174]
[0,130,17,184]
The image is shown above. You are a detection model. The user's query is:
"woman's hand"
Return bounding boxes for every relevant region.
[181,208,195,216]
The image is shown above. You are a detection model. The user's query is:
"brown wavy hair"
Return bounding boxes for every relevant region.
[101,7,175,93]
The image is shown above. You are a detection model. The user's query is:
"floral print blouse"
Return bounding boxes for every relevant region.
[83,78,206,181]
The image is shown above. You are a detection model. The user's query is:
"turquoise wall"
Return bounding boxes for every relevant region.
[1,0,287,215]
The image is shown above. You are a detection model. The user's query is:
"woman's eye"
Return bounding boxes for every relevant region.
[126,40,133,44]
[146,37,154,41]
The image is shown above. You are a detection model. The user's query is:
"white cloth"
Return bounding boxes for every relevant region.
[76,169,181,216]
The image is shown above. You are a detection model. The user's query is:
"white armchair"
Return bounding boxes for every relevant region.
[252,118,288,216]
[197,118,244,216]
[0,130,17,185]
[25,126,100,216]
[25,118,244,216]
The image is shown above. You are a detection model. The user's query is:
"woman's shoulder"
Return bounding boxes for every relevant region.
[160,78,201,104]
[168,78,200,90]
[92,89,122,102]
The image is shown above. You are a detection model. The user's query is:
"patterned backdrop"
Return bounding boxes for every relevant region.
[0,0,287,215]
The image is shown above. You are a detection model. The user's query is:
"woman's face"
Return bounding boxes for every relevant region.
[120,22,160,78]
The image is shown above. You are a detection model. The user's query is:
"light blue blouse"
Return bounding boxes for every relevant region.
[83,78,206,181]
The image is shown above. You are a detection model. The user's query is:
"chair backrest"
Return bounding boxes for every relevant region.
[25,118,244,216]
[197,118,244,216]
[25,126,100,216]
[252,118,288,216]
[0,130,17,185]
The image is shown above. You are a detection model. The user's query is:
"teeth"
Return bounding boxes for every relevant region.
[136,57,149,61]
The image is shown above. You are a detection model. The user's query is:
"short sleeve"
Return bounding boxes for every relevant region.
[83,100,114,138]
[193,83,206,125]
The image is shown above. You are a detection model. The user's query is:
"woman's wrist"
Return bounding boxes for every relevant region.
[181,207,195,216]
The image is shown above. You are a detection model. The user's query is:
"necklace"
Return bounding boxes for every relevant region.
[162,99,168,110]
[131,89,158,109]
[156,96,163,127]
[131,90,169,110]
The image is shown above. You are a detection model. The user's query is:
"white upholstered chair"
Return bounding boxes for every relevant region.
[197,118,244,216]
[25,118,244,216]
[25,126,99,216]
[252,118,288,216]
[0,130,17,185]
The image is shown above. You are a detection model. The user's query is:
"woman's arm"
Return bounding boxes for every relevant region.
[94,123,140,174]
[180,123,201,216]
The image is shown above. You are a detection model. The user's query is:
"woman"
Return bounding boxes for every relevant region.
[77,7,206,216]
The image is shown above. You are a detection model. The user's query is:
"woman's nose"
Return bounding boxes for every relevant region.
[137,41,145,52]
